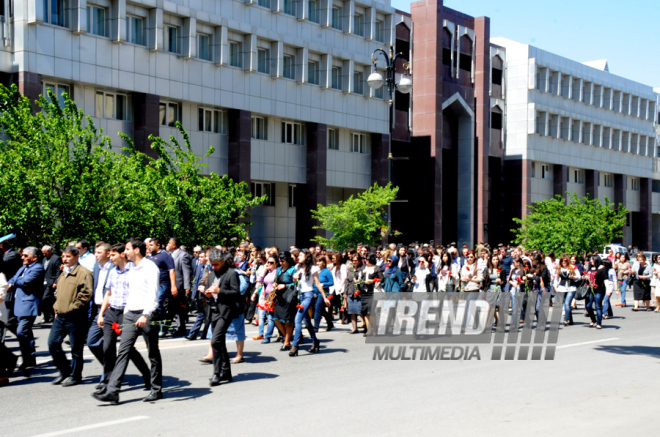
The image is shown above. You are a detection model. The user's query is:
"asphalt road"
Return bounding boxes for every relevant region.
[1,293,658,437]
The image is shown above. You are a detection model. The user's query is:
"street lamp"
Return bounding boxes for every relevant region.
[368,46,412,241]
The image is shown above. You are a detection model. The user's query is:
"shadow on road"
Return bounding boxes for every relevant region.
[595,345,660,359]
[162,375,212,402]
[233,372,279,382]
[240,351,277,363]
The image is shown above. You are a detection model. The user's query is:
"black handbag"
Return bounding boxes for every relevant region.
[576,280,591,300]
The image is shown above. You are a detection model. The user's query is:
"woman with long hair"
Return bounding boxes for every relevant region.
[461,250,485,292]
[616,252,631,307]
[313,256,334,332]
[397,246,413,291]
[358,253,384,335]
[557,255,578,325]
[631,252,652,311]
[345,255,364,334]
[291,250,329,356]
[253,255,279,343]
[437,251,459,292]
[272,252,297,349]
[585,255,607,329]
[331,252,348,323]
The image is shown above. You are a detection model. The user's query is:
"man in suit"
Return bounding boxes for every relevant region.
[86,242,113,381]
[203,249,241,386]
[7,247,45,372]
[166,238,192,337]
[40,245,62,324]
[186,248,211,340]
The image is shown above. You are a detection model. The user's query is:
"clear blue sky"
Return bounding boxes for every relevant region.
[392,0,660,89]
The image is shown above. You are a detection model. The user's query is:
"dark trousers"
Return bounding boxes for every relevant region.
[171,293,188,334]
[188,300,211,339]
[48,313,88,380]
[86,312,104,366]
[41,286,56,322]
[107,311,162,396]
[0,321,17,377]
[246,298,258,321]
[101,308,150,385]
[313,292,333,330]
[17,316,37,366]
[210,312,231,376]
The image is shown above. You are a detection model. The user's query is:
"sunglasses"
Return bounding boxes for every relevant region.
[267,261,275,264]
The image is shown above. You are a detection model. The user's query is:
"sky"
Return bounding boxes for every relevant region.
[391,0,660,89]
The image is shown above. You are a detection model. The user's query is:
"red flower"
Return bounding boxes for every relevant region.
[466,266,470,272]
[328,295,333,300]
[354,290,361,297]
[496,269,501,274]
[112,322,122,335]
[296,304,304,310]
[523,266,529,271]
[373,278,381,284]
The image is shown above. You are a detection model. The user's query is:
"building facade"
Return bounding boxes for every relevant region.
[0,0,405,249]
[493,37,660,249]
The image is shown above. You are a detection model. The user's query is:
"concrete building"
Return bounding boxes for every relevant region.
[0,0,409,249]
[493,37,660,249]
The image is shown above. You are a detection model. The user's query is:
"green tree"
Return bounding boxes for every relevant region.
[0,84,263,248]
[310,183,399,250]
[512,193,628,255]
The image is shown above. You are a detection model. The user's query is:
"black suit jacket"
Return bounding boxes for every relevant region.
[42,254,63,290]
[207,267,242,320]
[3,249,23,303]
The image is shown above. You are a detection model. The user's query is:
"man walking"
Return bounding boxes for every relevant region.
[40,246,62,324]
[48,246,93,386]
[167,238,192,337]
[86,242,113,381]
[94,243,151,395]
[94,238,162,404]
[147,238,176,337]
[186,248,211,340]
[7,247,45,373]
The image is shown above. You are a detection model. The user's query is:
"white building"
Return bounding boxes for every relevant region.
[493,37,660,249]
[0,0,401,248]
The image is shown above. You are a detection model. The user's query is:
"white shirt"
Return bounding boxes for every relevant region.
[94,261,113,305]
[413,267,430,292]
[125,258,159,317]
[79,251,97,272]
[298,265,320,292]
[64,262,79,277]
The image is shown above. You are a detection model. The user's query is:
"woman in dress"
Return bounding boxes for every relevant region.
[461,250,485,292]
[437,251,459,292]
[358,253,384,335]
[272,252,297,349]
[383,255,404,293]
[346,255,364,334]
[631,252,652,311]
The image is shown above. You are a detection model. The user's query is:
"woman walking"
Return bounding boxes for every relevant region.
[461,251,485,292]
[291,250,328,356]
[346,255,364,334]
[437,251,459,292]
[557,255,578,325]
[383,255,404,292]
[631,252,652,311]
[586,256,607,329]
[358,253,383,335]
[253,255,279,343]
[616,253,631,308]
[272,253,297,349]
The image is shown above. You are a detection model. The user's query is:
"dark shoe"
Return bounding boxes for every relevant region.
[210,374,222,386]
[198,357,212,364]
[62,377,80,387]
[289,346,299,357]
[93,391,119,404]
[348,329,358,334]
[0,377,8,387]
[185,335,196,341]
[309,339,320,354]
[143,391,163,402]
[326,321,334,332]
[219,373,233,382]
[280,345,292,351]
[52,374,68,385]
[95,382,106,390]
[6,354,17,375]
[94,386,107,395]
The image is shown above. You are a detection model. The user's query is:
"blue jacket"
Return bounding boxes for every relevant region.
[384,269,405,292]
[192,263,210,300]
[8,262,45,317]
[314,268,334,294]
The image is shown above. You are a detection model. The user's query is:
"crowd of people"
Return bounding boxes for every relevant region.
[0,235,652,402]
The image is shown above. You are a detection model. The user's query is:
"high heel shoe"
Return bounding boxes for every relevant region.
[309,339,320,354]
[289,346,298,357]
[280,345,292,351]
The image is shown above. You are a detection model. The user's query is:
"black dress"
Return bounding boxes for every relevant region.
[360,266,384,316]
[633,264,651,300]
[272,267,298,323]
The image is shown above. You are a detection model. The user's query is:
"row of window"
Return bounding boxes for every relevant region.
[250,182,298,208]
[532,163,639,190]
[535,66,657,121]
[535,111,656,155]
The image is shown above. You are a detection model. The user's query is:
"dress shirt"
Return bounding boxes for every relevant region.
[79,251,96,272]
[106,262,133,310]
[64,263,79,277]
[94,261,113,305]
[125,258,159,317]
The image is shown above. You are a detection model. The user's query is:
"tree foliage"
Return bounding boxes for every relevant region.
[512,193,628,255]
[0,84,264,249]
[311,183,399,250]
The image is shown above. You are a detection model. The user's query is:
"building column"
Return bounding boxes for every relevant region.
[371,133,389,187]
[296,123,327,247]
[227,109,251,185]
[474,16,490,244]
[585,169,599,200]
[634,178,652,250]
[16,71,42,112]
[132,93,160,157]
[613,174,627,244]
[553,164,568,200]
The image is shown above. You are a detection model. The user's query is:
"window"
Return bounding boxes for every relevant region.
[630,177,640,191]
[574,169,585,184]
[126,16,145,46]
[198,108,227,134]
[328,128,339,150]
[251,116,267,140]
[351,133,367,154]
[283,55,295,80]
[198,34,211,61]
[331,66,342,90]
[331,7,342,30]
[257,49,270,74]
[166,26,179,54]
[252,182,276,206]
[603,174,614,188]
[491,111,503,130]
[354,14,364,37]
[44,0,67,27]
[492,67,502,86]
[540,164,552,180]
[87,5,107,37]
[308,61,319,85]
[535,67,546,92]
[159,101,179,127]
[44,83,70,108]
[308,1,319,24]
[288,184,297,208]
[535,111,546,135]
[374,85,384,99]
[258,0,270,7]
[353,71,364,95]
[282,121,304,145]
[283,0,295,16]
[531,162,536,178]
[459,53,471,71]
[95,91,129,120]
[229,42,242,68]
[375,21,384,42]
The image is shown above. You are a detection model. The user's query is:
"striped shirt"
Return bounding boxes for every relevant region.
[106,262,134,310]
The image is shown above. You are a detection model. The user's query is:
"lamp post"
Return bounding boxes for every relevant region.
[367,46,412,241]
